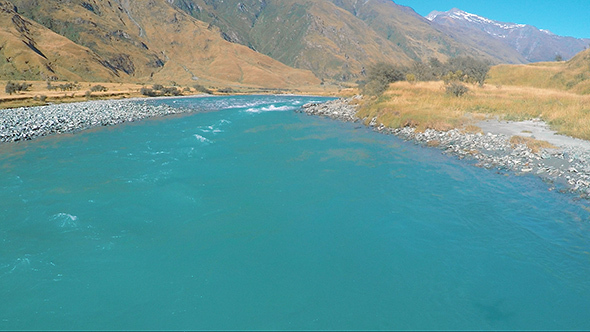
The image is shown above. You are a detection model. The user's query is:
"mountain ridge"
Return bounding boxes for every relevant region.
[427,8,590,62]
[2,0,589,87]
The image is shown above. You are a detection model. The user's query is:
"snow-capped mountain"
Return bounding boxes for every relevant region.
[427,8,590,62]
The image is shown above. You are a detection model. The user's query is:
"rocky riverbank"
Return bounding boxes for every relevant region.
[299,97,590,198]
[0,99,191,143]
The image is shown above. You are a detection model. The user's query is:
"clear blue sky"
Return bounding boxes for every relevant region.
[394,0,590,39]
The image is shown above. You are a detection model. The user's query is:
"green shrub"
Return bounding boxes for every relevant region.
[446,82,470,97]
[90,85,108,92]
[140,87,158,97]
[5,81,32,95]
[218,87,235,94]
[363,62,407,96]
[193,84,212,94]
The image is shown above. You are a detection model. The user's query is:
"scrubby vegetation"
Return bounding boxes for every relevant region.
[445,82,469,97]
[47,82,81,92]
[140,84,182,97]
[90,85,108,92]
[363,56,491,96]
[5,81,32,95]
[193,84,212,94]
[217,87,235,94]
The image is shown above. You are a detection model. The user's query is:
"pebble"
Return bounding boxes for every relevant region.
[0,99,191,143]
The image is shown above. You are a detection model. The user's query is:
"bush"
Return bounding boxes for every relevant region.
[140,87,158,97]
[141,86,182,97]
[218,87,235,94]
[54,83,80,91]
[5,81,17,95]
[362,80,390,96]
[161,87,181,96]
[446,82,469,97]
[193,84,212,94]
[363,62,407,96]
[446,56,490,86]
[5,81,32,95]
[90,85,108,92]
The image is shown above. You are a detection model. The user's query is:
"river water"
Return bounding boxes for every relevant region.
[1,95,589,330]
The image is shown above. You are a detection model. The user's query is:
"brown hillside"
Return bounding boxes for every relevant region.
[172,0,522,82]
[0,0,119,81]
[172,0,414,81]
[4,0,319,87]
[488,48,590,94]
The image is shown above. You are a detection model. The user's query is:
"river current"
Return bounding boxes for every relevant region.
[1,95,589,330]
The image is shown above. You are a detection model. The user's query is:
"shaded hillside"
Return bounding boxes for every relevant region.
[0,0,119,81]
[172,0,417,80]
[4,0,319,87]
[428,9,590,63]
[488,48,590,94]
[172,0,536,81]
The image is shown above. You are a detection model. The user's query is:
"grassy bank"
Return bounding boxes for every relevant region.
[358,81,590,140]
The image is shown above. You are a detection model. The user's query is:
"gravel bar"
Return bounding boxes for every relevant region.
[0,99,192,143]
[298,96,590,199]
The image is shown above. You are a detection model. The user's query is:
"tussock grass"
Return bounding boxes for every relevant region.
[510,136,557,153]
[357,81,590,140]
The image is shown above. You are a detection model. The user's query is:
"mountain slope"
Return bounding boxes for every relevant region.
[171,0,420,81]
[5,0,319,87]
[428,8,590,62]
[328,0,517,62]
[0,0,119,81]
[171,0,539,81]
[488,48,590,94]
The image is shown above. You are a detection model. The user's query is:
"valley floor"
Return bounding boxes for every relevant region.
[0,80,347,110]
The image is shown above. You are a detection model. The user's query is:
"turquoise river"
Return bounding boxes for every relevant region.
[1,95,590,330]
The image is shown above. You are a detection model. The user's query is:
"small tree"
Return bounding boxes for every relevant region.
[555,54,563,62]
[5,81,32,95]
[363,62,407,96]
[5,81,17,95]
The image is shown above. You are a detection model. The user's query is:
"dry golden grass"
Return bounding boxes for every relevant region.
[509,136,557,153]
[487,50,590,95]
[357,81,590,140]
[0,81,149,109]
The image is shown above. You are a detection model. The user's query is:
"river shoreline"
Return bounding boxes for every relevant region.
[0,99,194,143]
[299,97,590,199]
[4,95,590,198]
